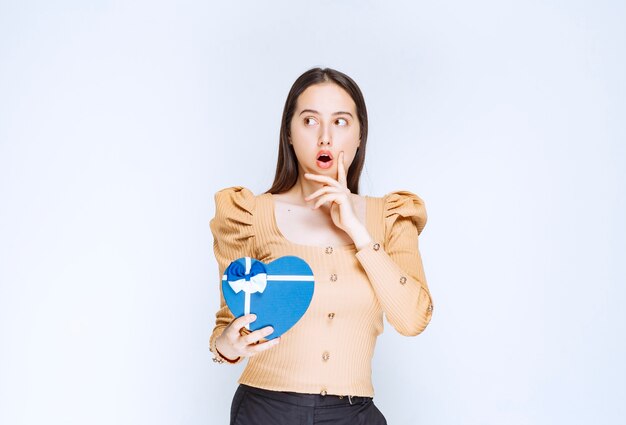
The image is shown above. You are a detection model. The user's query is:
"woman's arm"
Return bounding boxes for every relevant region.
[209,187,279,363]
[304,154,434,336]
[355,204,434,336]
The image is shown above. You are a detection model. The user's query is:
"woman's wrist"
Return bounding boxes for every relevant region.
[347,222,373,250]
[212,333,241,364]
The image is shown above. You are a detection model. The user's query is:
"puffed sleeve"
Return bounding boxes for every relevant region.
[355,191,434,336]
[208,186,257,363]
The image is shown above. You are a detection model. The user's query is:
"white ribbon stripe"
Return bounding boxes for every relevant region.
[223,275,315,282]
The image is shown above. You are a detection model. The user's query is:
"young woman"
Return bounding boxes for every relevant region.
[209,67,434,425]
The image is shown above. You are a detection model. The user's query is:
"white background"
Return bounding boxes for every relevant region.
[1,1,625,424]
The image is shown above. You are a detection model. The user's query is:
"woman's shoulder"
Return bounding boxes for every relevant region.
[374,190,427,235]
[367,189,426,207]
[214,186,259,207]
[212,186,261,224]
[210,186,259,250]
[214,185,257,197]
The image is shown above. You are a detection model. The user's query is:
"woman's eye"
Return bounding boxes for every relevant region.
[335,118,348,126]
[304,117,317,126]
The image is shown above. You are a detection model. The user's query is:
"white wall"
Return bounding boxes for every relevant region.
[1,1,624,424]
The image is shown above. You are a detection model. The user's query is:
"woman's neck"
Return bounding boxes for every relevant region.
[279,176,323,207]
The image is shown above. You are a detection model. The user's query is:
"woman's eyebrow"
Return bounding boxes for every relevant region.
[299,109,354,118]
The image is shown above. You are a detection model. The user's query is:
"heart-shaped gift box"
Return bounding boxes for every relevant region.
[222,256,315,340]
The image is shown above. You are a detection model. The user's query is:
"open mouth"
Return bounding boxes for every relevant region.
[316,151,334,169]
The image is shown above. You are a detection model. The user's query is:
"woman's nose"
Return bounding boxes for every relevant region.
[318,125,332,146]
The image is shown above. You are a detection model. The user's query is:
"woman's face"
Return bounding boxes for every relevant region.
[289,82,360,179]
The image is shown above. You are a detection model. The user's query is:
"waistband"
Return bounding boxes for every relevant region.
[238,384,373,407]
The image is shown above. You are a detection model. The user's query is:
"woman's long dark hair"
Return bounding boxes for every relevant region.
[266,67,368,195]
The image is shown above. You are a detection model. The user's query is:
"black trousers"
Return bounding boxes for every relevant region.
[230,384,387,425]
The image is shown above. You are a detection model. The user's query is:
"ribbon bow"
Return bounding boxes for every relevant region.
[227,257,267,329]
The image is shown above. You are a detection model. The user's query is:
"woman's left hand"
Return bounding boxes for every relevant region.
[304,151,369,244]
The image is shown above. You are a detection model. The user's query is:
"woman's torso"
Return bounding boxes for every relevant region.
[237,192,386,397]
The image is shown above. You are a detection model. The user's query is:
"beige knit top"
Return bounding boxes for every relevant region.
[209,186,434,397]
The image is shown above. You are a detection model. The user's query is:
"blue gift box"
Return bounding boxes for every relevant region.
[222,256,315,339]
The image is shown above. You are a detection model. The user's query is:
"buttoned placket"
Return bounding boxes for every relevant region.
[322,245,337,395]
[326,247,339,325]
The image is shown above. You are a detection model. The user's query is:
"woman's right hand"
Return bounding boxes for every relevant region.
[215,314,280,361]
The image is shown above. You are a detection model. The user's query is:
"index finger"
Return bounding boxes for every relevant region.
[228,314,257,336]
[337,151,347,187]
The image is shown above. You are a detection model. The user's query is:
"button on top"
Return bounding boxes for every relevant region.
[325,246,333,254]
[322,351,330,361]
[399,276,407,285]
[328,312,335,319]
[330,273,338,282]
[373,243,380,251]
[320,389,328,396]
